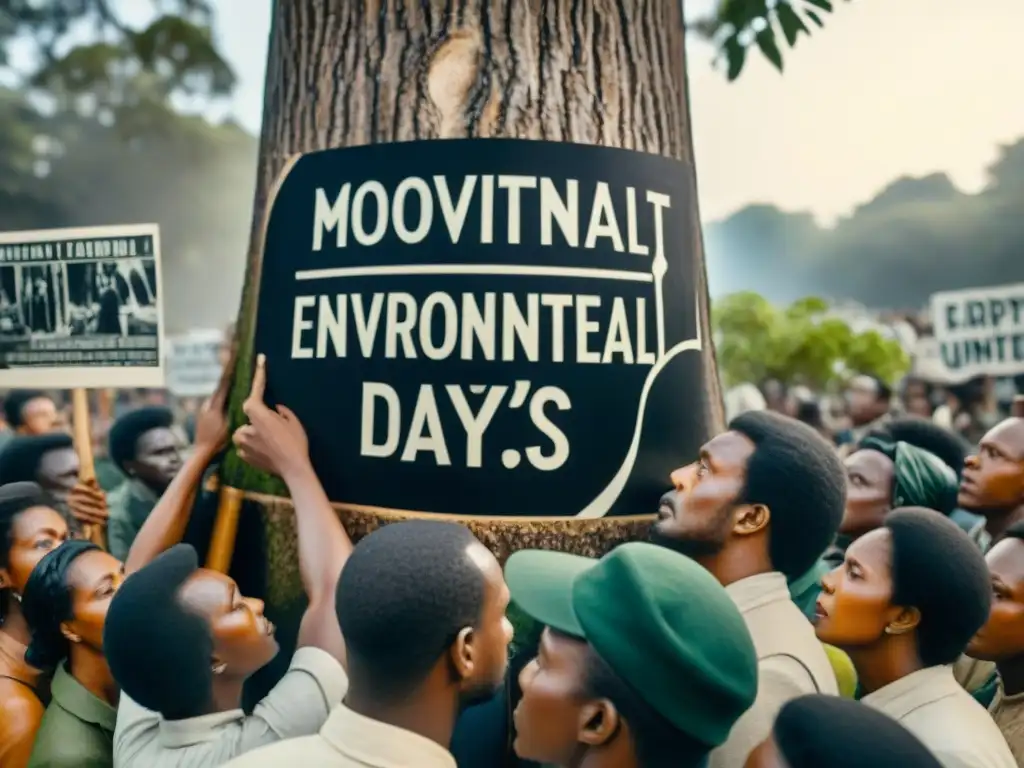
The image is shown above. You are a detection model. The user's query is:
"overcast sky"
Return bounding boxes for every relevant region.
[12,0,1024,225]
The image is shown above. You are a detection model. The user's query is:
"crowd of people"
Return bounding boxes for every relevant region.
[0,357,1022,767]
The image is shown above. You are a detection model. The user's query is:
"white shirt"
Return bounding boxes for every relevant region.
[113,647,348,768]
[222,702,457,768]
[709,572,839,768]
[862,665,1015,768]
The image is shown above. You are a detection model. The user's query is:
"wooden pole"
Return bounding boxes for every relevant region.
[71,388,106,549]
[205,485,243,573]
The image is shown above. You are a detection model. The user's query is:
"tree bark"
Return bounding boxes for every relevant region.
[225,0,722,602]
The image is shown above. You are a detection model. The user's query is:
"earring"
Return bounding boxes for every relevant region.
[10,592,21,604]
[212,662,227,675]
[884,625,904,636]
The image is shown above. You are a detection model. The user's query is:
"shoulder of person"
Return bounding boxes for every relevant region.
[221,734,327,767]
[246,648,347,745]
[0,680,45,732]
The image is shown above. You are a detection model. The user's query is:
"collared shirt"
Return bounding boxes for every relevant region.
[112,647,347,768]
[862,665,1016,768]
[708,572,838,768]
[221,702,457,768]
[106,479,159,562]
[28,663,116,768]
[989,679,1024,766]
[0,629,46,768]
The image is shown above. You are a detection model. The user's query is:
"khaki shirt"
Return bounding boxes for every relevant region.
[28,663,115,768]
[709,572,838,768]
[112,647,347,768]
[862,666,1015,768]
[989,679,1024,766]
[222,702,456,768]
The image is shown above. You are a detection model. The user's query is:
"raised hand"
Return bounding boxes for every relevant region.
[233,354,310,479]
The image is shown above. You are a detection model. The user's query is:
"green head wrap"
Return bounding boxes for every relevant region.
[859,437,958,514]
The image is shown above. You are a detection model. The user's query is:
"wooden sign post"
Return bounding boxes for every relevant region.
[71,388,106,548]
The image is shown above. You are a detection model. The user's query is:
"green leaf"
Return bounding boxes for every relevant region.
[804,0,834,11]
[776,2,809,46]
[724,35,747,81]
[805,9,825,27]
[755,28,784,71]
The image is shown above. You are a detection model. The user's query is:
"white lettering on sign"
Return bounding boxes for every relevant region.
[298,172,675,474]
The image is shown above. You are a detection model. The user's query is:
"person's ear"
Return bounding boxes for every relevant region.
[0,568,13,592]
[59,621,82,645]
[577,699,620,748]
[734,504,770,536]
[450,626,475,683]
[885,606,922,635]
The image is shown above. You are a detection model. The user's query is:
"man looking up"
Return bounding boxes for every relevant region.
[652,410,845,767]
[104,355,353,767]
[223,519,514,768]
[105,406,184,560]
[959,417,1024,546]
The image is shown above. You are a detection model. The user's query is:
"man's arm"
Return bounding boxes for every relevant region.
[234,354,352,663]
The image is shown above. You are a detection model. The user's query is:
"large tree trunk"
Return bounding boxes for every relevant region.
[224,0,722,674]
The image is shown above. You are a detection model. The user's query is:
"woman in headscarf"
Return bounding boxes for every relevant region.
[21,540,122,767]
[831,437,959,566]
[790,438,958,624]
[814,508,1014,767]
[0,482,70,767]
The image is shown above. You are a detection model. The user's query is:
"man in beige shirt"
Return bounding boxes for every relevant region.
[653,410,844,767]
[224,520,514,768]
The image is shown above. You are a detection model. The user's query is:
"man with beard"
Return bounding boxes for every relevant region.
[223,520,514,768]
[652,410,845,768]
[105,406,184,560]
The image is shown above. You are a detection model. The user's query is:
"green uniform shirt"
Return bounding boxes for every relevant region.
[28,663,115,768]
[106,479,158,562]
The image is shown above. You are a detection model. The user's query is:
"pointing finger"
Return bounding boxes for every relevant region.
[248,353,266,404]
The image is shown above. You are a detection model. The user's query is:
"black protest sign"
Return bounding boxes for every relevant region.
[253,139,708,518]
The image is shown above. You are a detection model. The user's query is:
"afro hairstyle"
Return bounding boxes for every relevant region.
[108,406,174,473]
[867,417,971,478]
[774,694,942,768]
[0,433,74,486]
[22,540,100,670]
[103,544,214,720]
[335,520,490,698]
[3,390,49,429]
[728,411,846,578]
[885,507,992,667]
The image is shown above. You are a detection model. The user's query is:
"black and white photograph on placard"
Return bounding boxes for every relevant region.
[0,224,165,389]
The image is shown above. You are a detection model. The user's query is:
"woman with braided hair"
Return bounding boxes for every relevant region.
[21,540,123,767]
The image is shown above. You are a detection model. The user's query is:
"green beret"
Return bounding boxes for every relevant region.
[505,542,758,749]
[859,437,958,514]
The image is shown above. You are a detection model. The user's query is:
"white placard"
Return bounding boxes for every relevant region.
[0,224,165,389]
[166,329,224,397]
[930,283,1024,381]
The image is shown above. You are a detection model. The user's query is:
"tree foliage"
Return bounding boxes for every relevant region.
[0,1,251,332]
[691,0,851,81]
[713,291,910,388]
[704,144,1024,309]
